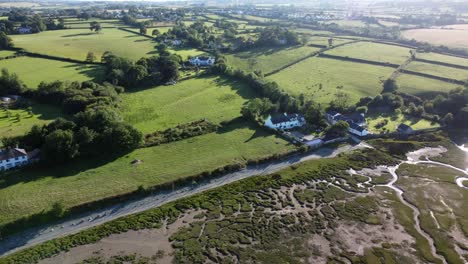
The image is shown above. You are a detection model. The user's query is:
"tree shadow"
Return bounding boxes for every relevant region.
[61,32,96,38]
[61,64,106,82]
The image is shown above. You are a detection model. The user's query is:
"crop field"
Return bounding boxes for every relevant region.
[366,113,439,134]
[325,41,412,64]
[122,76,255,133]
[268,57,395,105]
[225,45,321,73]
[402,29,468,51]
[0,104,63,139]
[396,74,462,98]
[0,57,104,88]
[416,52,468,67]
[406,61,468,81]
[0,121,295,226]
[11,28,156,61]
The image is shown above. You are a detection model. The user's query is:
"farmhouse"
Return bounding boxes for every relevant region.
[17,26,32,34]
[397,123,413,134]
[0,148,29,171]
[327,111,368,136]
[264,113,306,130]
[189,56,215,66]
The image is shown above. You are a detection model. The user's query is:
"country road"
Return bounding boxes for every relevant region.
[0,143,370,258]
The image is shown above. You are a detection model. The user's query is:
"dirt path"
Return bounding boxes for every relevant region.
[0,143,369,258]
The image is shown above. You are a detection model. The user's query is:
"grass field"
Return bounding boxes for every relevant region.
[0,121,295,226]
[396,74,462,98]
[267,57,395,105]
[0,57,104,88]
[0,50,17,58]
[325,41,412,64]
[366,112,439,133]
[121,76,255,133]
[293,28,335,35]
[402,29,468,51]
[64,21,123,29]
[0,104,63,139]
[225,45,321,73]
[11,28,156,61]
[416,52,468,67]
[406,61,468,81]
[308,36,351,46]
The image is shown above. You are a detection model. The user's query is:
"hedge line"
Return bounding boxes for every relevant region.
[318,53,400,68]
[117,27,154,40]
[413,57,468,70]
[400,69,466,85]
[4,48,103,65]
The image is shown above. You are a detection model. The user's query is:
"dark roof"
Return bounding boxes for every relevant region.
[397,123,412,131]
[0,148,27,161]
[270,113,304,125]
[349,122,366,132]
[327,111,339,117]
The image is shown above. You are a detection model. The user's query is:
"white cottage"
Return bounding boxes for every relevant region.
[265,113,305,130]
[189,56,215,66]
[0,148,29,171]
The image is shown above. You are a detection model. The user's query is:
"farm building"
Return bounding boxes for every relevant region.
[189,56,215,66]
[265,113,306,130]
[349,122,369,137]
[0,148,29,171]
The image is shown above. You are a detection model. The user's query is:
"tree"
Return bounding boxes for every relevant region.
[89,21,102,33]
[329,92,351,112]
[328,38,334,47]
[441,112,453,125]
[85,51,96,63]
[0,32,13,49]
[152,29,160,37]
[247,58,258,71]
[325,120,349,138]
[42,129,79,163]
[356,106,368,114]
[303,101,324,127]
[241,98,275,120]
[140,26,147,35]
[383,79,398,93]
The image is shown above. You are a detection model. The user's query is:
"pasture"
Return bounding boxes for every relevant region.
[325,41,412,64]
[402,29,468,51]
[0,57,104,88]
[121,76,255,133]
[366,112,439,134]
[0,50,17,58]
[11,28,156,61]
[267,57,395,105]
[396,74,461,98]
[406,61,468,81]
[416,52,468,67]
[0,104,63,138]
[0,121,295,226]
[225,45,321,74]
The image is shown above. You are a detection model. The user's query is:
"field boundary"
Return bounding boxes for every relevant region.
[318,53,400,68]
[389,54,415,80]
[413,57,468,70]
[264,40,360,77]
[4,48,103,65]
[117,27,154,39]
[399,69,466,85]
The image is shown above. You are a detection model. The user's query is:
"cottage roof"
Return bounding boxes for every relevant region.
[0,148,27,161]
[349,122,366,132]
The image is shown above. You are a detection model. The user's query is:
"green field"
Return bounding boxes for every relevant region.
[293,28,335,35]
[268,57,395,105]
[226,45,321,73]
[396,74,462,98]
[0,50,17,58]
[406,61,468,81]
[308,36,350,46]
[0,104,63,138]
[0,121,295,226]
[11,28,156,61]
[417,52,468,67]
[0,57,104,88]
[325,41,412,64]
[122,76,255,133]
[366,112,439,133]
[64,21,123,29]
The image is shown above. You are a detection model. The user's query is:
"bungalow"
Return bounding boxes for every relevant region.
[0,148,29,171]
[189,56,215,66]
[397,123,413,134]
[265,113,306,131]
[17,26,32,34]
[349,122,369,137]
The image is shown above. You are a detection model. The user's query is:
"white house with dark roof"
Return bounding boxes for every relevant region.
[327,111,368,137]
[265,113,306,130]
[0,148,29,171]
[189,56,215,66]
